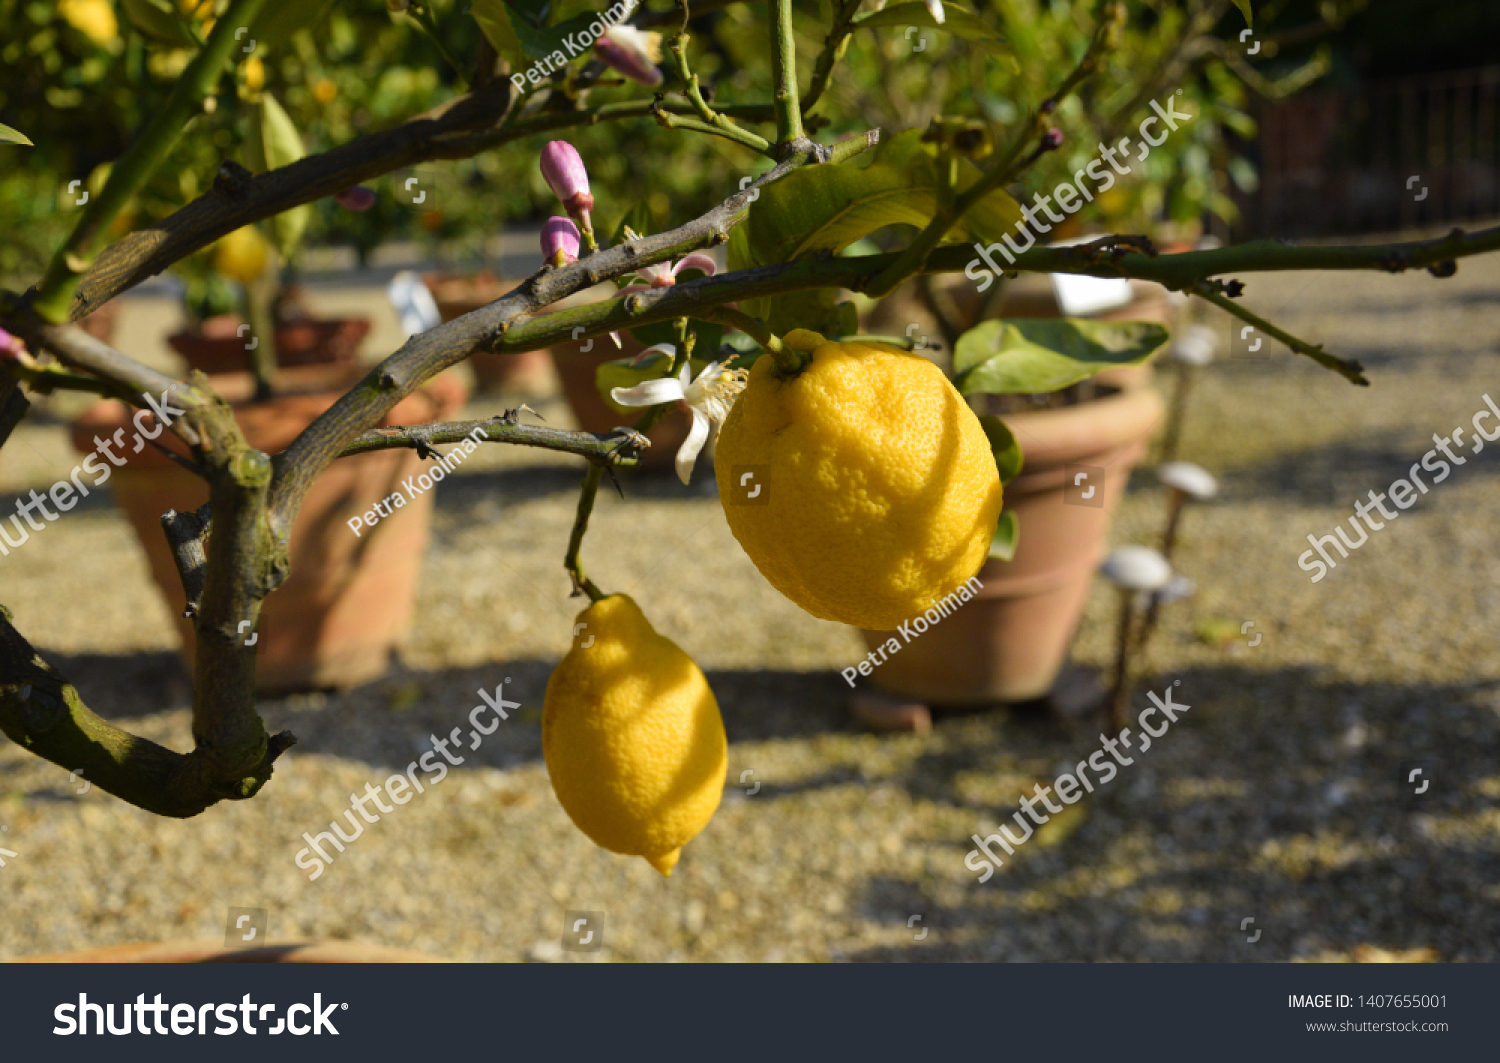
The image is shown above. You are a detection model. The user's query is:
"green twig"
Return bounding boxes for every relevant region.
[564,464,607,601]
[698,305,803,375]
[769,0,806,148]
[1188,280,1368,385]
[803,0,863,114]
[651,102,774,157]
[664,8,775,157]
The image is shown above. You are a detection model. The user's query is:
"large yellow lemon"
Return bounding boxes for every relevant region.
[714,330,1003,631]
[543,595,726,876]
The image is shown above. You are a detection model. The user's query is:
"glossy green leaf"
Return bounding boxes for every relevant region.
[954,318,1169,396]
[119,0,196,45]
[0,123,32,146]
[729,130,1021,333]
[989,510,1019,562]
[736,130,1023,268]
[853,2,1007,53]
[1229,0,1253,28]
[471,0,527,69]
[241,94,309,259]
[977,414,1023,483]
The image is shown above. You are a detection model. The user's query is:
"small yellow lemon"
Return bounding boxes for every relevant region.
[714,330,1003,631]
[213,225,270,284]
[543,595,727,876]
[243,55,265,93]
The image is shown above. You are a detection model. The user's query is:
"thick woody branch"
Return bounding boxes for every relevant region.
[0,612,292,818]
[492,224,1500,371]
[66,90,776,321]
[162,503,214,620]
[0,303,207,447]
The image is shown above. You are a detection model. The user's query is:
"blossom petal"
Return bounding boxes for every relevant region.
[612,376,686,407]
[630,342,676,366]
[669,253,718,279]
[675,409,712,485]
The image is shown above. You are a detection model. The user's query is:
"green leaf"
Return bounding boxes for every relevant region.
[0,123,32,146]
[977,414,1023,483]
[853,3,1007,53]
[737,130,1022,267]
[119,0,197,45]
[471,0,527,69]
[729,130,1021,331]
[241,94,310,259]
[1229,0,1253,28]
[988,510,1019,562]
[953,318,1170,396]
[247,0,340,48]
[516,11,601,60]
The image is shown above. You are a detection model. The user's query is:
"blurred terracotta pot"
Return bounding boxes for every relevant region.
[858,371,1163,705]
[78,299,122,343]
[70,364,469,694]
[424,272,556,395]
[553,336,692,473]
[167,315,370,375]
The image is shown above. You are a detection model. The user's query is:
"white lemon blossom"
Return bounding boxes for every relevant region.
[610,344,748,485]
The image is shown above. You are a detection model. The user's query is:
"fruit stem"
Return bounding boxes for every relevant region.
[564,463,607,602]
[699,306,806,376]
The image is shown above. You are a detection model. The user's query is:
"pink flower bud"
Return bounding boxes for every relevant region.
[594,25,664,88]
[334,185,376,211]
[542,216,581,267]
[1041,128,1065,151]
[540,141,594,233]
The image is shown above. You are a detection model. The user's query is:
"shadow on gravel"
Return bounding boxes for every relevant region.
[838,662,1500,962]
[1173,430,1500,509]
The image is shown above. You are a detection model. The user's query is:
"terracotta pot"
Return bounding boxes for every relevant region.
[166,315,370,375]
[424,272,556,396]
[16,940,444,963]
[858,372,1164,705]
[69,365,469,694]
[553,338,692,473]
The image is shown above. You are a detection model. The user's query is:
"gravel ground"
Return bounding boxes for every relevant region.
[2,244,1499,962]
